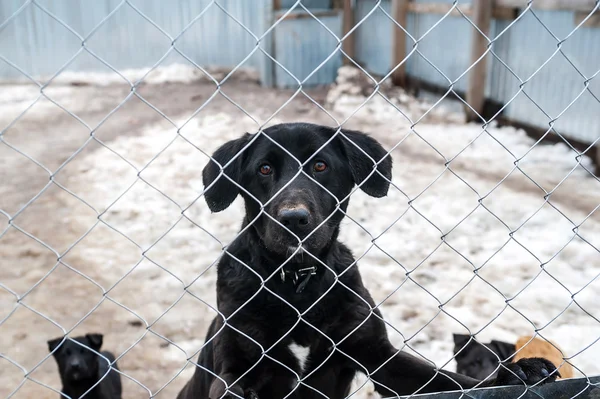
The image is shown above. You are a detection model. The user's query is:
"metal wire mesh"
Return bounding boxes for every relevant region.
[1,0,600,398]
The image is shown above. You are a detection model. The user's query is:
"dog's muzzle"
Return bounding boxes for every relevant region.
[277,206,311,235]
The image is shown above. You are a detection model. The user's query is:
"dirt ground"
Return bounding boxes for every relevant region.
[0,77,337,398]
[1,69,599,399]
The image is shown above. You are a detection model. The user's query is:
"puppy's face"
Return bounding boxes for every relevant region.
[48,334,103,383]
[203,123,392,259]
[453,334,515,380]
[454,342,500,380]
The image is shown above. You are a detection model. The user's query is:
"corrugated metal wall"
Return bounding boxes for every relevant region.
[489,10,600,144]
[405,0,473,94]
[273,10,342,88]
[354,0,393,76]
[0,0,598,144]
[0,0,270,80]
[353,0,600,145]
[281,0,332,9]
[355,0,476,93]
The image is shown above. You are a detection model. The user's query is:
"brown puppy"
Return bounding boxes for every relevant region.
[514,336,574,379]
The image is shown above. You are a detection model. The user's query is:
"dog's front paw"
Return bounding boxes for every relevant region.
[245,389,259,399]
[209,379,245,399]
[496,357,560,386]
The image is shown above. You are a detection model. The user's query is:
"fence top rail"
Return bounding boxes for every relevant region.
[391,376,600,399]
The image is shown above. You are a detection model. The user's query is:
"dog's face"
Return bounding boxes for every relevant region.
[202,123,392,259]
[48,334,103,383]
[453,334,515,380]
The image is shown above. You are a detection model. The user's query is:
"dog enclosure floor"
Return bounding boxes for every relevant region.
[1,68,599,398]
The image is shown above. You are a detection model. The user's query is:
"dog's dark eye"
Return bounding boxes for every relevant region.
[65,349,71,356]
[259,164,272,175]
[313,161,327,172]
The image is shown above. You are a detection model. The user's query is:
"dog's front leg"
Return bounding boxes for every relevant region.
[209,375,259,399]
[209,374,246,399]
[208,365,262,399]
[209,325,262,399]
[343,331,557,396]
[300,357,356,399]
[359,344,481,396]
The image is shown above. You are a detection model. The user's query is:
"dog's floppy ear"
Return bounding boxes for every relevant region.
[48,337,63,356]
[453,333,472,352]
[490,340,515,361]
[202,134,252,212]
[339,129,392,197]
[85,333,103,352]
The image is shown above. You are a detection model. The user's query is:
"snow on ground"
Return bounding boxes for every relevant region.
[0,63,260,87]
[1,64,599,398]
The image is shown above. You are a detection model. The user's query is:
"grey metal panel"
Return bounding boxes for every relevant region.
[281,0,332,9]
[492,9,600,144]
[259,0,276,87]
[0,0,268,80]
[413,0,472,4]
[354,0,393,77]
[407,6,473,93]
[354,0,474,93]
[353,0,599,145]
[273,10,342,88]
[1,0,598,144]
[487,18,514,104]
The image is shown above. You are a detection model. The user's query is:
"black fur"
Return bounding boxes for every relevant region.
[453,334,516,380]
[48,334,122,399]
[178,123,558,399]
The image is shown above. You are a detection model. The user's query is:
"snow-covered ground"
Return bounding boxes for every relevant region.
[1,64,599,398]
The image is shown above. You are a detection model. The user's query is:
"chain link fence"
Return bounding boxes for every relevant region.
[1,0,600,398]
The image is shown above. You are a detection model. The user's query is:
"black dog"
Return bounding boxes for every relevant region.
[177,123,558,399]
[48,333,122,399]
[453,334,516,380]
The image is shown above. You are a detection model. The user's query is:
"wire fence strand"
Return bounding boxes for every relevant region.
[1,0,600,398]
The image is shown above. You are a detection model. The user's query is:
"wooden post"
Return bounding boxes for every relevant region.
[391,0,409,87]
[342,0,355,64]
[465,0,493,122]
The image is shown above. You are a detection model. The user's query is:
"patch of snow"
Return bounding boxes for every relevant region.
[0,63,259,87]
[52,70,600,398]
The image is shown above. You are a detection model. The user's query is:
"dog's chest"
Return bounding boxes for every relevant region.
[288,341,311,373]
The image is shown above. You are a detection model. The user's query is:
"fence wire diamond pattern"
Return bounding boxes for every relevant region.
[1,0,600,398]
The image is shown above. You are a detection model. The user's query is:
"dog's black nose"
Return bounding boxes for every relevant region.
[70,360,81,370]
[278,208,310,231]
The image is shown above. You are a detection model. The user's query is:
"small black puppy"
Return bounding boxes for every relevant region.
[453,333,516,380]
[178,123,558,399]
[48,333,122,399]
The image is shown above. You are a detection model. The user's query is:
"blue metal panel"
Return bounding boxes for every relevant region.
[273,10,342,88]
[1,0,598,144]
[491,9,600,144]
[354,0,393,77]
[487,18,513,104]
[414,0,472,3]
[354,0,474,93]
[353,0,599,145]
[0,0,268,80]
[281,0,332,10]
[407,0,474,93]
